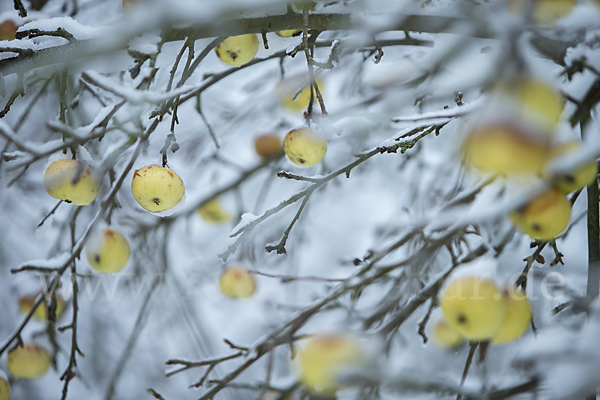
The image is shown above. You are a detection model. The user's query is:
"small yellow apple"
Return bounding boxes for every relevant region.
[219,266,256,298]
[276,29,302,38]
[131,165,185,213]
[440,276,507,341]
[462,123,552,176]
[0,20,17,41]
[44,159,101,206]
[276,76,323,112]
[498,78,564,128]
[509,187,571,240]
[254,133,283,159]
[431,319,466,349]
[548,141,598,193]
[0,370,10,400]
[19,292,65,321]
[508,0,577,24]
[283,128,327,166]
[6,343,51,379]
[214,35,259,66]
[492,288,533,344]
[297,334,364,396]
[197,199,231,223]
[85,228,130,273]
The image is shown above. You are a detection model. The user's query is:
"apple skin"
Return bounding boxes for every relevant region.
[44,159,101,206]
[508,0,577,24]
[254,133,283,159]
[0,370,10,400]
[214,35,259,66]
[492,288,533,344]
[509,188,571,240]
[219,266,256,298]
[432,319,466,349]
[297,334,363,396]
[283,128,327,167]
[6,343,51,379]
[498,78,564,128]
[197,199,231,223]
[549,141,598,194]
[276,30,302,38]
[277,77,323,112]
[86,228,130,273]
[440,276,507,341]
[18,292,65,321]
[0,20,17,41]
[131,165,185,213]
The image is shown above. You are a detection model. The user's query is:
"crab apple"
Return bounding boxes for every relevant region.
[86,228,130,273]
[18,292,65,321]
[509,188,571,240]
[219,266,256,298]
[276,29,302,37]
[492,287,533,344]
[508,0,577,24]
[131,165,185,213]
[214,35,259,66]
[440,276,507,341]
[548,141,598,193]
[6,343,51,379]
[431,319,466,349]
[0,370,10,400]
[283,128,327,167]
[0,20,17,41]
[254,133,283,159]
[197,199,231,223]
[277,76,323,112]
[44,159,101,206]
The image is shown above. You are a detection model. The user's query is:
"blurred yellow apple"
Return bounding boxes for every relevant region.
[462,123,552,176]
[283,128,327,166]
[431,319,466,349]
[548,141,598,193]
[509,187,571,240]
[440,276,507,341]
[219,266,256,298]
[7,343,51,379]
[276,29,302,37]
[254,133,283,159]
[86,228,130,273]
[214,35,259,66]
[197,199,231,223]
[498,78,564,128]
[297,334,364,396]
[508,0,577,24]
[19,292,65,321]
[277,76,323,112]
[131,165,185,213]
[44,159,101,206]
[492,288,533,344]
[0,370,10,400]
[0,20,17,41]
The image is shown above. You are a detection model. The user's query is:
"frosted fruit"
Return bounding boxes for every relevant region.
[7,343,51,379]
[277,77,323,112]
[44,159,101,206]
[0,20,17,41]
[492,288,533,344]
[432,319,466,349]
[276,29,302,37]
[86,228,130,273]
[131,165,185,213]
[197,199,231,223]
[548,141,598,193]
[19,292,65,321]
[0,370,10,400]
[509,188,571,240]
[440,276,507,341]
[214,35,259,66]
[254,133,283,159]
[283,128,327,167]
[297,334,363,395]
[219,266,256,298]
[508,0,577,24]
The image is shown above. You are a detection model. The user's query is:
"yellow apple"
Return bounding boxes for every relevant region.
[508,0,577,24]
[440,276,507,341]
[498,78,564,128]
[85,228,130,273]
[297,334,364,396]
[19,292,65,321]
[254,133,283,159]
[197,199,231,223]
[431,319,466,349]
[462,123,552,176]
[283,128,327,166]
[492,288,533,344]
[509,187,571,240]
[276,76,323,112]
[131,165,185,213]
[548,141,598,193]
[0,370,10,400]
[214,35,259,66]
[276,29,302,38]
[0,20,17,41]
[219,266,256,298]
[44,159,101,206]
[6,343,51,379]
